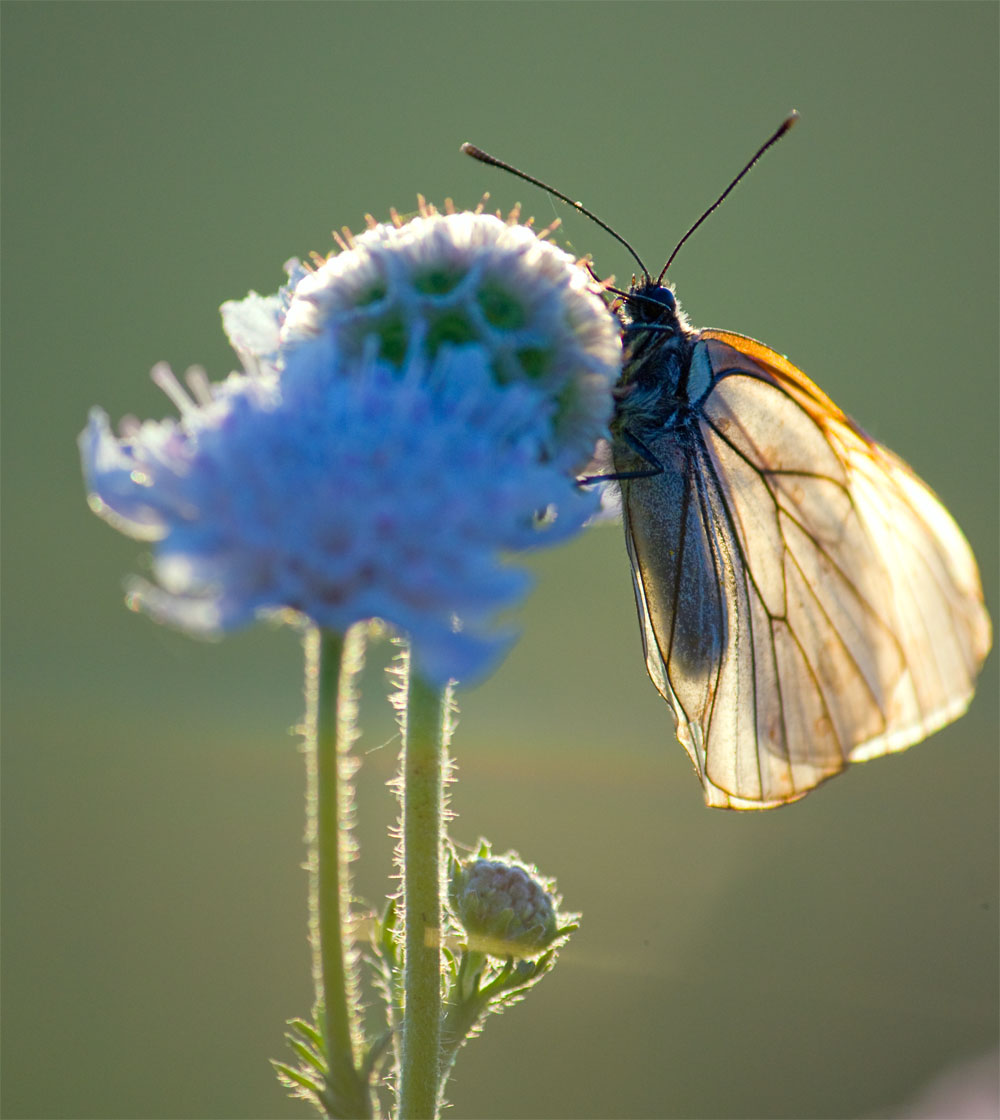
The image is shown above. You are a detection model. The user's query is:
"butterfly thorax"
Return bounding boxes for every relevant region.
[612,281,700,439]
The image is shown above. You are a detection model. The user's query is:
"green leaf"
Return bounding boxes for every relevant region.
[285,1035,327,1075]
[360,1027,395,1084]
[272,1060,323,1095]
[381,897,399,942]
[288,1017,327,1056]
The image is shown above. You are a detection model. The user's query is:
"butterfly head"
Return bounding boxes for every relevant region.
[620,279,691,339]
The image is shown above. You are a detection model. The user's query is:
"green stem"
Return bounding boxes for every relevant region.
[306,626,372,1119]
[398,664,450,1119]
[438,952,489,1082]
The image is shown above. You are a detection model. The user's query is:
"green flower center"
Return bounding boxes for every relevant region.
[372,312,408,366]
[476,282,526,330]
[515,346,551,380]
[414,265,467,296]
[426,309,479,354]
[355,281,388,307]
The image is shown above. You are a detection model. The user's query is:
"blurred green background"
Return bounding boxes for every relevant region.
[3,4,997,1118]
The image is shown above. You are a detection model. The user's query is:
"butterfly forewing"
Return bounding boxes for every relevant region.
[617,325,991,809]
[705,331,990,737]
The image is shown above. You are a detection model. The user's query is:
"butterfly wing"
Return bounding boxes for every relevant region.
[622,329,991,809]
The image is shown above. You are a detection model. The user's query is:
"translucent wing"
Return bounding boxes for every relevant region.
[622,329,991,809]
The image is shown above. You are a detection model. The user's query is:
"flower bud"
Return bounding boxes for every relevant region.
[450,855,561,958]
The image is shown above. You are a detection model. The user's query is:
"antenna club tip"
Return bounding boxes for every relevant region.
[461,142,485,159]
[783,110,800,130]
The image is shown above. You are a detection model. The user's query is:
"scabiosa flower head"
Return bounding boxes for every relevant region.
[449,850,566,958]
[80,202,621,685]
[227,199,621,474]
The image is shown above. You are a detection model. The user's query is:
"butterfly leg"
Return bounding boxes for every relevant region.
[578,427,664,486]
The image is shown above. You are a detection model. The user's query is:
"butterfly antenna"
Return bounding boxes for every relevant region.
[461,142,650,281]
[656,111,799,284]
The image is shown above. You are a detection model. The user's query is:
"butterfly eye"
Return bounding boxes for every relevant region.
[658,289,677,312]
[624,286,681,338]
[635,287,676,315]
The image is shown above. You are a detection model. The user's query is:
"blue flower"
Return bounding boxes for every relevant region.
[80,206,621,684]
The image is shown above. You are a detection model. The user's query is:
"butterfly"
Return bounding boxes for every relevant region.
[463,119,991,808]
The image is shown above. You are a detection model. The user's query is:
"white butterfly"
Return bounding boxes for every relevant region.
[608,283,991,808]
[463,120,991,809]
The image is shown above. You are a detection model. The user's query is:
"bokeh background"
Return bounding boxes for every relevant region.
[3,4,997,1118]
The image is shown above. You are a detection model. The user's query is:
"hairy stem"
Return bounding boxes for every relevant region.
[305,626,372,1118]
[397,662,451,1118]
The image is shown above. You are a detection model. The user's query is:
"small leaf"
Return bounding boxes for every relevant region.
[377,897,401,966]
[360,1027,396,1084]
[288,1017,326,1056]
[285,1035,327,1075]
[272,1060,323,1095]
